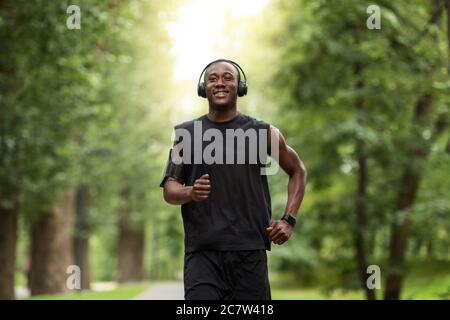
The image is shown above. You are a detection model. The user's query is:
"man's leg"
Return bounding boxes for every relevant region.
[226,250,271,300]
[184,251,232,300]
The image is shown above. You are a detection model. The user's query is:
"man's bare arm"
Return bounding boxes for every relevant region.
[163,174,211,205]
[163,178,194,205]
[273,126,307,217]
[266,125,307,245]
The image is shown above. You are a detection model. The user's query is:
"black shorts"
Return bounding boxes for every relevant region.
[184,250,271,300]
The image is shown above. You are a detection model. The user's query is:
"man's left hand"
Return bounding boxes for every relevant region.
[266,220,293,245]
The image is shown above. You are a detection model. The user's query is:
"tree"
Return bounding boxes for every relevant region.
[257,0,448,299]
[1,0,119,297]
[385,0,449,299]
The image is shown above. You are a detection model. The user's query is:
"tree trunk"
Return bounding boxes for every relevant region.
[447,0,450,56]
[0,203,18,300]
[355,152,377,300]
[73,185,90,290]
[385,0,447,299]
[413,237,423,256]
[426,240,433,258]
[446,2,450,156]
[117,215,145,283]
[30,189,75,296]
[353,63,376,300]
[385,95,433,300]
[149,220,159,279]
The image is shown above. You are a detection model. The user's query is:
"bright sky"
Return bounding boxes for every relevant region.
[167,0,269,81]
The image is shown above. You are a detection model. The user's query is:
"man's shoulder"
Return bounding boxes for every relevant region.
[174,115,205,130]
[239,113,271,129]
[173,113,271,129]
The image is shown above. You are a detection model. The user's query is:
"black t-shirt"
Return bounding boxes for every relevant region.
[161,112,272,253]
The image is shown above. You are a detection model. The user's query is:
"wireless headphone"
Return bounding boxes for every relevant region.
[197,59,248,98]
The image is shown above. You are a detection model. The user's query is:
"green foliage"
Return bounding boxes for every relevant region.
[1,0,183,283]
[245,0,450,289]
[2,0,448,297]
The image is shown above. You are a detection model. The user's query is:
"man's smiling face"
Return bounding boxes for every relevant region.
[204,61,239,110]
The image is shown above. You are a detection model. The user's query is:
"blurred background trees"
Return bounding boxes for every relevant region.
[0,0,448,300]
[257,0,449,300]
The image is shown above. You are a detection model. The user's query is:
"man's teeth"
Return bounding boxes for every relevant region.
[215,92,228,97]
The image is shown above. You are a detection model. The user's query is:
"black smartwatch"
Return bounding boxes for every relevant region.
[281,213,296,228]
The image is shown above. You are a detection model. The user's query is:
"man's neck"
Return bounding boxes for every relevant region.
[207,105,238,123]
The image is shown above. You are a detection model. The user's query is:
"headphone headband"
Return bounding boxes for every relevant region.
[197,59,248,98]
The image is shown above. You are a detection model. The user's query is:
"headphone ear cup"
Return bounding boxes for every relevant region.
[197,82,207,98]
[238,81,247,97]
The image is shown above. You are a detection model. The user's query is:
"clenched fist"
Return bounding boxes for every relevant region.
[266,220,292,245]
[190,174,211,201]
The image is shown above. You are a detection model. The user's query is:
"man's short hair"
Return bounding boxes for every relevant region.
[204,61,241,83]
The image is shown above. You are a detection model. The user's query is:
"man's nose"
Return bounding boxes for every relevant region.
[216,77,225,86]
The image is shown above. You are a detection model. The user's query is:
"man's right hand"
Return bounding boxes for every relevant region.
[190,174,211,201]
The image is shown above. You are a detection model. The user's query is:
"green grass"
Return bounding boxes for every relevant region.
[272,261,450,300]
[21,283,150,300]
[403,274,450,300]
[18,261,450,300]
[272,288,364,300]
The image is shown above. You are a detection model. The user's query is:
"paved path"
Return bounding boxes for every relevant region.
[15,287,30,299]
[134,281,184,300]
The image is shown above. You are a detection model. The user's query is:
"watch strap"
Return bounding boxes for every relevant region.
[281,213,296,228]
